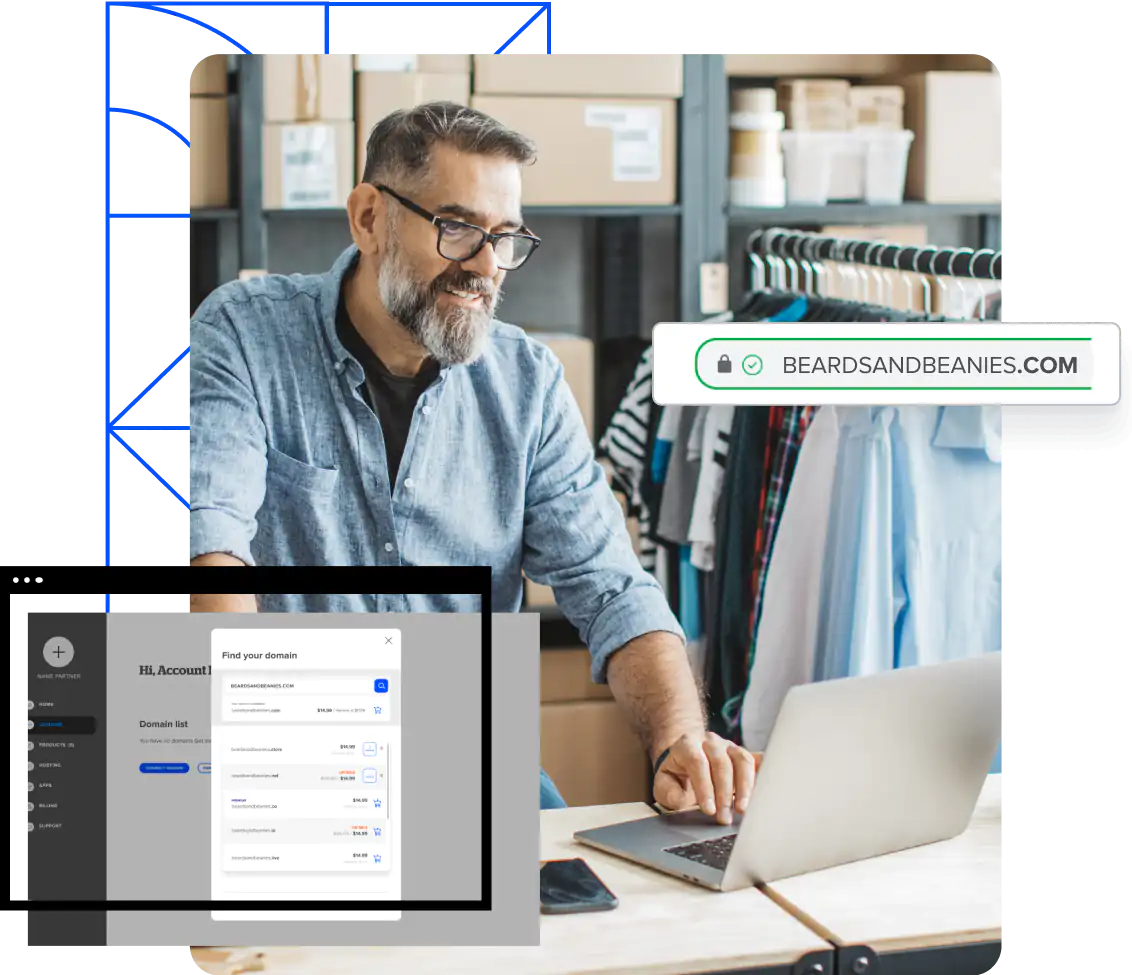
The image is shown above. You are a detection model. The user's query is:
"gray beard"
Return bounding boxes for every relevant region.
[378,246,499,366]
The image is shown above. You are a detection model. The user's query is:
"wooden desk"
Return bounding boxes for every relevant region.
[191,802,829,975]
[192,780,1002,975]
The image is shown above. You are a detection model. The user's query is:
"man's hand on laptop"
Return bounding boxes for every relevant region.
[653,732,760,826]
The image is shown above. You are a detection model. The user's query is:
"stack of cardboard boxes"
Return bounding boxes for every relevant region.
[471,55,682,206]
[777,78,851,131]
[189,55,230,208]
[262,55,355,209]
[354,55,472,179]
[540,648,652,806]
[850,86,905,130]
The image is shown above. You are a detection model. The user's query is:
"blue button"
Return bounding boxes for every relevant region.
[197,762,212,774]
[374,679,389,693]
[139,763,190,774]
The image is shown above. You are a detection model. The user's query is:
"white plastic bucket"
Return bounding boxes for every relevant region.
[860,129,914,204]
[780,131,845,205]
[730,176,786,207]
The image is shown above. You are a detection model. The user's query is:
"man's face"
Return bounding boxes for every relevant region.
[377,143,524,366]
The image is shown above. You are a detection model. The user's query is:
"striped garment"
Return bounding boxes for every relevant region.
[597,346,658,573]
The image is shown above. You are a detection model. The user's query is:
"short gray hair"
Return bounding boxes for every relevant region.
[361,101,537,189]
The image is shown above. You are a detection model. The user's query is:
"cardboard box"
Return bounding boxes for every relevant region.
[474,55,683,98]
[784,103,850,131]
[777,78,851,102]
[190,97,229,208]
[541,700,651,806]
[356,72,471,179]
[420,54,472,74]
[724,49,991,77]
[472,96,677,206]
[540,648,613,704]
[528,332,595,439]
[850,85,905,108]
[263,121,354,210]
[851,104,903,130]
[524,576,556,607]
[900,72,1001,203]
[190,55,228,95]
[263,54,353,122]
[354,54,472,73]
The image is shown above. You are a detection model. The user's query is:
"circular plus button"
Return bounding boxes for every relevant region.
[43,636,75,668]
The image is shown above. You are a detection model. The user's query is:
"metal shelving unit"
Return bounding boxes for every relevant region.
[190,54,1002,312]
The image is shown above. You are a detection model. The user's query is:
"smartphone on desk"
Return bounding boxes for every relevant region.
[540,858,619,915]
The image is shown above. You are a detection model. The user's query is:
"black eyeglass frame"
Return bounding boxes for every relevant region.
[375,184,541,270]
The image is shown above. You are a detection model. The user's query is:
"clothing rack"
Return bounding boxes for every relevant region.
[747,227,1003,281]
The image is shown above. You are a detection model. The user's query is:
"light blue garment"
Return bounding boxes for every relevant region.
[814,407,1002,763]
[190,245,683,681]
[678,545,701,642]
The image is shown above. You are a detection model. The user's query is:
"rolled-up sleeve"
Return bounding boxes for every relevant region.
[190,310,268,565]
[523,350,684,682]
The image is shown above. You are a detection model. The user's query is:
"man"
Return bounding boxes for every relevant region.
[190,101,755,822]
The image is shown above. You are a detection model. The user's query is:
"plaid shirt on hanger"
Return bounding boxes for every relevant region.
[750,406,815,634]
[720,405,815,736]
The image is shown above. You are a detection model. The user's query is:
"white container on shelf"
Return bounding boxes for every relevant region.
[780,131,847,205]
[859,129,915,204]
[729,110,785,132]
[730,176,786,207]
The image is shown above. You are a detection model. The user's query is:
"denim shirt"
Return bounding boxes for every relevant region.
[190,245,682,680]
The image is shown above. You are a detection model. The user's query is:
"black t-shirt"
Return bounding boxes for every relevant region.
[336,294,439,488]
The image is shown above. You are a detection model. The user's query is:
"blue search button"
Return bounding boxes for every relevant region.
[374,679,389,693]
[139,763,189,774]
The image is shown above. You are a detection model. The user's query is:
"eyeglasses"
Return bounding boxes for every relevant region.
[376,184,541,271]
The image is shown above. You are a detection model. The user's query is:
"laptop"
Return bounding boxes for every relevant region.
[574,653,1001,891]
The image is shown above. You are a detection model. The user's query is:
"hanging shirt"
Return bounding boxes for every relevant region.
[657,407,702,545]
[704,406,771,739]
[740,406,841,751]
[597,346,659,573]
[687,405,736,571]
[719,404,814,734]
[813,406,1002,681]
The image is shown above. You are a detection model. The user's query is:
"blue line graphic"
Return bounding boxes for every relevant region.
[110,346,191,426]
[111,3,252,54]
[105,0,552,566]
[104,1,111,563]
[109,107,191,148]
[110,430,191,508]
[494,2,545,53]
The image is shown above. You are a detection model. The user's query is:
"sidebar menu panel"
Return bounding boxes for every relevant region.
[27,612,108,945]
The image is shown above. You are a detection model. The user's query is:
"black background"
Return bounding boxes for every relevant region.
[11,3,1132,960]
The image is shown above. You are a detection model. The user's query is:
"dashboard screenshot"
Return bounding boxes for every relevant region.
[10,573,540,948]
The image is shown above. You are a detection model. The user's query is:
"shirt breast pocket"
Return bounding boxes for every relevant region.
[264,444,340,500]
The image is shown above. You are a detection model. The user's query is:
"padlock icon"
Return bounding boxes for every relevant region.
[717,354,732,374]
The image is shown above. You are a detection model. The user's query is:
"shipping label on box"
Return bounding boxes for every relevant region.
[584,105,663,182]
[280,125,340,208]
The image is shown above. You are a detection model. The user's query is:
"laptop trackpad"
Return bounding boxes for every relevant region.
[657,808,745,841]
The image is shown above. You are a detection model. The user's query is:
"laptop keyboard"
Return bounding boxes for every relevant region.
[664,833,738,871]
